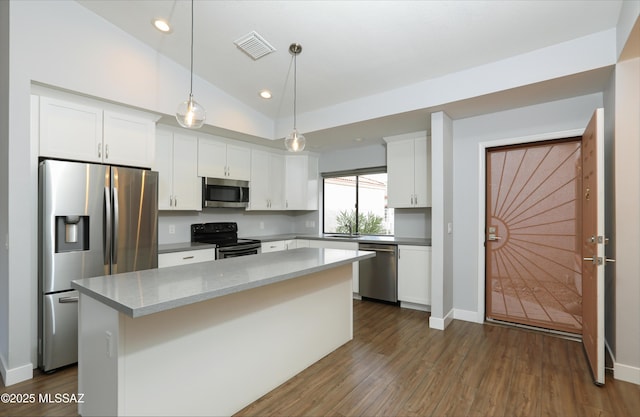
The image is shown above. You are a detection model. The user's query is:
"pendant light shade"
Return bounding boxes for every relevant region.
[285,43,305,152]
[285,128,305,153]
[176,0,206,129]
[176,94,206,128]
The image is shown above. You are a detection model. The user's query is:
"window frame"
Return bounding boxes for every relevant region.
[321,167,392,236]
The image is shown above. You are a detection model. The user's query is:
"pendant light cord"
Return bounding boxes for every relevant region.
[293,53,297,130]
[189,0,194,97]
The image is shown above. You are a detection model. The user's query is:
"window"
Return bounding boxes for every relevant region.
[323,169,393,235]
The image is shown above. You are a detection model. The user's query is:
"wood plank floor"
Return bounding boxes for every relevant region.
[2,299,639,417]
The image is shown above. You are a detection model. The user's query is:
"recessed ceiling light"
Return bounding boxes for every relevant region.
[152,18,171,33]
[259,90,272,99]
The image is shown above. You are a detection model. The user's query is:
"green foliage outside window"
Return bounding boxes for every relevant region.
[335,209,385,235]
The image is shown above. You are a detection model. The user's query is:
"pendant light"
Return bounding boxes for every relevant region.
[285,43,305,152]
[176,0,205,129]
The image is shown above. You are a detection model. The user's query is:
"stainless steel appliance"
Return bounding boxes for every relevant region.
[191,222,261,258]
[202,177,249,208]
[358,243,398,303]
[38,159,158,371]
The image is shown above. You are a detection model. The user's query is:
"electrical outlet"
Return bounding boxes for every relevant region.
[259,221,264,230]
[168,224,175,234]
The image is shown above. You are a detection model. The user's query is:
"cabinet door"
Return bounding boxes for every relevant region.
[285,156,306,210]
[269,153,285,210]
[248,150,270,210]
[398,245,431,305]
[226,144,251,181]
[103,111,155,168]
[154,129,174,210]
[39,96,102,163]
[197,138,227,178]
[387,140,415,208]
[413,137,430,207]
[172,133,201,210]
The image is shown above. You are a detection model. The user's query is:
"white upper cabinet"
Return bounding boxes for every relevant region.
[102,110,155,168]
[197,137,251,181]
[38,96,156,168]
[39,96,103,163]
[385,132,431,208]
[154,128,201,211]
[285,154,319,210]
[248,149,284,211]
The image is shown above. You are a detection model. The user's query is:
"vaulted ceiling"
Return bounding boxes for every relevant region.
[77,0,623,151]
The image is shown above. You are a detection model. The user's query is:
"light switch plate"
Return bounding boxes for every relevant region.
[447,223,453,234]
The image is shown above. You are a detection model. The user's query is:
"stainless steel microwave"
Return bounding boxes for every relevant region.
[202,177,249,208]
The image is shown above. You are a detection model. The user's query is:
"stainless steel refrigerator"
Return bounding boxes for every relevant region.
[38,159,158,371]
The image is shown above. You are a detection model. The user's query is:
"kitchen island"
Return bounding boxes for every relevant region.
[71,248,374,417]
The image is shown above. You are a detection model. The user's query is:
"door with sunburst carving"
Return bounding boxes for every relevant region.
[485,138,583,334]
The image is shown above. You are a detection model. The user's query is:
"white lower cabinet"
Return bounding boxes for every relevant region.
[261,241,286,253]
[308,240,359,294]
[397,245,431,309]
[158,249,215,268]
[261,239,299,253]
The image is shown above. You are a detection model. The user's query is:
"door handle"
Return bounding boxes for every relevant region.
[583,257,603,265]
[112,187,119,265]
[104,187,111,266]
[59,296,79,303]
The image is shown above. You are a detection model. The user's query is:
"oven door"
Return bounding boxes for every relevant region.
[216,243,261,259]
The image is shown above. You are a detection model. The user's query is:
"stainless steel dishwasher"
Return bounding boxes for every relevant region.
[358,243,398,303]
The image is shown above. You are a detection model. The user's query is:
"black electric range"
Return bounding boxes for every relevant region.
[191,222,261,259]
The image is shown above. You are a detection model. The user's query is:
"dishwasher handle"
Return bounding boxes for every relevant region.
[358,244,397,253]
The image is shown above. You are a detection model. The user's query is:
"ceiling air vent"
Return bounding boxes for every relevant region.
[234,31,276,60]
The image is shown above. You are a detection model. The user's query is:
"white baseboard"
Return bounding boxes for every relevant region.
[0,354,33,386]
[453,308,483,324]
[614,362,640,385]
[429,308,454,330]
[400,301,430,312]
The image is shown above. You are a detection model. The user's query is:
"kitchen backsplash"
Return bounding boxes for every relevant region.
[158,209,320,244]
[158,207,430,244]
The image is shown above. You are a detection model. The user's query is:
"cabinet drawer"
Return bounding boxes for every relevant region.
[261,241,286,253]
[158,249,215,268]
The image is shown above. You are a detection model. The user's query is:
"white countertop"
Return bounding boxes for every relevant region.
[71,248,374,318]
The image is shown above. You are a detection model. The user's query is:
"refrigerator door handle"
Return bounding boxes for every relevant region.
[59,296,79,303]
[104,186,111,266]
[113,188,119,265]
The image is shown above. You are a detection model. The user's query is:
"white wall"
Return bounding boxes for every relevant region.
[318,143,386,173]
[429,112,454,329]
[0,0,11,384]
[614,55,640,383]
[451,93,604,316]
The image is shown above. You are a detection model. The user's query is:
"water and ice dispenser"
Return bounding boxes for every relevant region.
[55,215,89,252]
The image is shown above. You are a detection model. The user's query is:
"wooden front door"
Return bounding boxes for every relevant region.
[485,138,583,334]
[581,108,606,385]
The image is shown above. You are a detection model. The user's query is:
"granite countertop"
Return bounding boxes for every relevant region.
[255,234,432,246]
[72,248,374,319]
[160,234,430,254]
